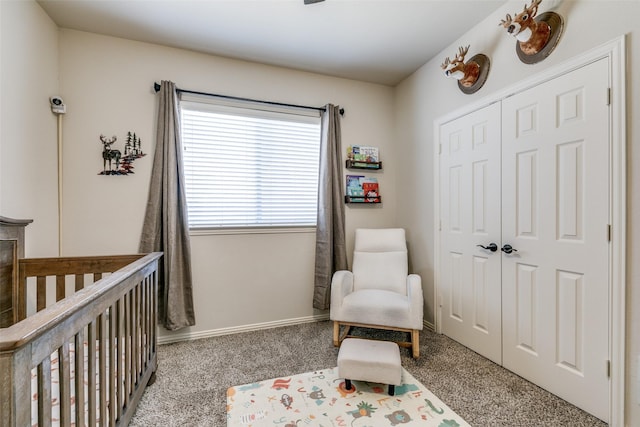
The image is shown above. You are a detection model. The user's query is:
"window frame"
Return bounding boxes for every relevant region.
[179,93,322,234]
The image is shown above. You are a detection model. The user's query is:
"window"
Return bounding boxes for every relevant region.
[180,94,322,230]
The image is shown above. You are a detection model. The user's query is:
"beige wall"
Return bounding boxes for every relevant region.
[0,0,59,256]
[5,0,640,423]
[57,30,397,339]
[394,0,639,423]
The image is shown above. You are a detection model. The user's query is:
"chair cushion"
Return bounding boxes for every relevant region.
[339,289,413,329]
[352,252,407,294]
[354,228,407,252]
[352,229,408,294]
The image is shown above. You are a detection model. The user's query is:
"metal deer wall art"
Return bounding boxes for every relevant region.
[500,0,564,64]
[441,45,490,95]
[100,135,121,174]
[98,132,146,175]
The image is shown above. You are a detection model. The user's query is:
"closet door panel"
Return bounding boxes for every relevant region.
[439,102,502,364]
[501,58,610,422]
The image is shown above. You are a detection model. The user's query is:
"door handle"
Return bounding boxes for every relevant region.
[476,243,498,252]
[501,244,518,254]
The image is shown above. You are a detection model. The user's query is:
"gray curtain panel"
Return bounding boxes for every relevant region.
[140,80,195,330]
[313,104,348,310]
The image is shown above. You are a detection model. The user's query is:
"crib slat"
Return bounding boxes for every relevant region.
[36,276,47,312]
[136,286,142,381]
[116,297,123,420]
[142,277,149,370]
[56,275,66,302]
[133,284,140,381]
[129,288,135,388]
[59,342,72,427]
[98,313,107,426]
[122,293,131,406]
[124,291,131,408]
[37,356,52,426]
[75,329,86,427]
[130,288,135,388]
[93,272,102,282]
[151,270,157,356]
[108,304,117,426]
[138,282,143,376]
[142,277,148,367]
[87,321,96,427]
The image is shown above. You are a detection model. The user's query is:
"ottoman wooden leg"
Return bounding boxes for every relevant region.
[345,379,352,390]
[388,384,395,396]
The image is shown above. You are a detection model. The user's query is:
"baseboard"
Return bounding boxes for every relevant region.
[424,320,435,332]
[158,315,433,345]
[157,313,330,345]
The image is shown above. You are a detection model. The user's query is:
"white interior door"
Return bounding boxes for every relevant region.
[501,58,610,422]
[438,58,611,422]
[439,102,502,364]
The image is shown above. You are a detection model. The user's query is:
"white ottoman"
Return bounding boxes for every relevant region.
[337,338,402,395]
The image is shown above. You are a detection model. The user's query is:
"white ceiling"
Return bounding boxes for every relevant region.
[37,0,507,86]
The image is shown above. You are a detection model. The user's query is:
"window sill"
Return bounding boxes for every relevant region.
[189,226,316,236]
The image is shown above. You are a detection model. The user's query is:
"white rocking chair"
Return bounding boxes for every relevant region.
[330,228,423,358]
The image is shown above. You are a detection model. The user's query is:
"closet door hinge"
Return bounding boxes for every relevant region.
[607,224,612,242]
[607,88,611,106]
[607,360,611,378]
[438,143,442,155]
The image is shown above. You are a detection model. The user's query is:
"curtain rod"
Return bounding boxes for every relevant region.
[153,82,344,116]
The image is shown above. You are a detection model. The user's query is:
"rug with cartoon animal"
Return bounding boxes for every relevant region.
[226,367,469,426]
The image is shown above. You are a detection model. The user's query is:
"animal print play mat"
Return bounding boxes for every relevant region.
[227,366,469,426]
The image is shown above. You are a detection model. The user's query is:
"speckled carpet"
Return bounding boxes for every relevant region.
[129,320,606,426]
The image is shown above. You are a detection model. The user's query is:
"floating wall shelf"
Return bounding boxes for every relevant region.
[345,196,381,204]
[346,160,382,170]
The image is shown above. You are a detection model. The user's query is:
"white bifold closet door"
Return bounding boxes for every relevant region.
[501,58,610,421]
[439,102,503,365]
[439,58,610,422]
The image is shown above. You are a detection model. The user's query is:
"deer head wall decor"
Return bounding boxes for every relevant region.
[500,0,564,64]
[442,46,479,87]
[441,45,490,95]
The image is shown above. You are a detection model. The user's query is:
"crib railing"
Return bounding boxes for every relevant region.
[15,254,145,321]
[0,252,162,427]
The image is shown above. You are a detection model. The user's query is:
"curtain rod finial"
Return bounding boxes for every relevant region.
[339,108,345,116]
[154,82,161,93]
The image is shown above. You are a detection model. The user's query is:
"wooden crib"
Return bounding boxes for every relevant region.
[0,217,162,426]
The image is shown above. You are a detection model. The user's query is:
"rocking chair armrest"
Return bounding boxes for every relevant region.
[406,274,424,327]
[330,270,354,310]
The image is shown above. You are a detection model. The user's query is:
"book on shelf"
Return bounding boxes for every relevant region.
[347,145,379,163]
[346,175,380,201]
[346,175,365,197]
[361,178,379,198]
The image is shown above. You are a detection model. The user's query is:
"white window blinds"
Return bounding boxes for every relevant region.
[180,95,322,229]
